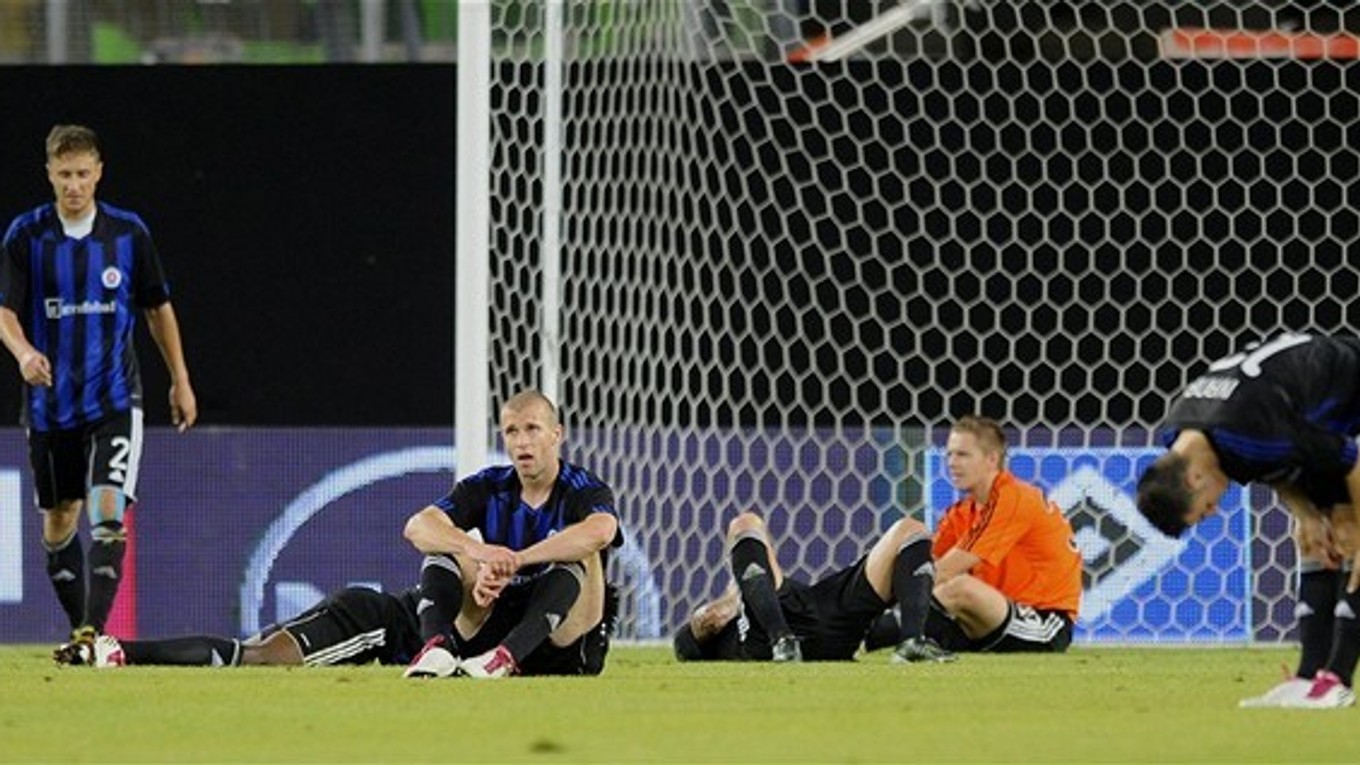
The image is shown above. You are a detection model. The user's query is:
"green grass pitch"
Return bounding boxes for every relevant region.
[1,644,1355,762]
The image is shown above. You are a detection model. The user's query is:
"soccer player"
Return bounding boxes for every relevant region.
[402,389,622,679]
[0,124,197,645]
[1137,333,1360,709]
[672,508,955,663]
[887,415,1083,654]
[54,585,426,669]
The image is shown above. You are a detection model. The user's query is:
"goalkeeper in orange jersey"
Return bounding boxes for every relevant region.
[864,416,1083,655]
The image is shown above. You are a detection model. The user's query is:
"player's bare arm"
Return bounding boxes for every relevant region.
[515,512,618,568]
[144,302,197,430]
[0,307,51,386]
[403,505,517,576]
[934,547,981,584]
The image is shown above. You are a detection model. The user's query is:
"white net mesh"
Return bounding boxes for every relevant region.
[485,0,1358,642]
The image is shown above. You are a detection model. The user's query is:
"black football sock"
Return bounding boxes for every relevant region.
[84,521,127,633]
[501,565,581,662]
[44,531,86,632]
[417,554,464,647]
[730,535,792,641]
[892,534,935,641]
[862,609,902,651]
[1295,565,1340,679]
[122,636,242,667]
[1325,585,1360,687]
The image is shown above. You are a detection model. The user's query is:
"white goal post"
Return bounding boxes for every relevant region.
[457,0,1359,643]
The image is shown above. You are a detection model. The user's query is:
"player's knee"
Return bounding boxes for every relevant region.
[1333,522,1359,556]
[42,503,80,541]
[885,516,928,543]
[86,485,128,525]
[933,575,975,612]
[726,510,767,541]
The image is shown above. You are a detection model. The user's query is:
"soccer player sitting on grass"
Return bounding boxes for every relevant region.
[1137,333,1360,709]
[866,415,1083,656]
[672,507,954,663]
[402,389,622,679]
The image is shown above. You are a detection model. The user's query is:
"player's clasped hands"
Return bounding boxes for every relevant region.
[471,543,520,606]
[473,566,510,607]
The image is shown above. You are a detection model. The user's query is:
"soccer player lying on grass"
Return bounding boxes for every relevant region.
[402,390,622,679]
[54,585,428,668]
[54,578,620,670]
[672,508,955,663]
[866,416,1083,656]
[1137,333,1360,709]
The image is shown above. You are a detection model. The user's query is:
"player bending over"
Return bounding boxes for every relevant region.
[1138,333,1360,709]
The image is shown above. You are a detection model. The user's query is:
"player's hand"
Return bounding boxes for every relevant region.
[473,567,510,607]
[1295,515,1343,569]
[689,589,740,638]
[17,349,52,387]
[170,381,197,432]
[691,601,736,637]
[475,543,519,579]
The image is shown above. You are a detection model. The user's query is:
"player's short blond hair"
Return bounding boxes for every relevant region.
[951,415,1007,466]
[502,389,560,425]
[46,124,101,161]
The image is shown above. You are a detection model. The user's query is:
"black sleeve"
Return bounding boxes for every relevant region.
[440,474,490,530]
[131,221,171,308]
[566,484,624,548]
[0,227,29,314]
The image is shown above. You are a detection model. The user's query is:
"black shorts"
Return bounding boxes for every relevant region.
[459,580,615,676]
[29,409,143,509]
[745,557,887,661]
[925,599,1074,653]
[266,586,423,666]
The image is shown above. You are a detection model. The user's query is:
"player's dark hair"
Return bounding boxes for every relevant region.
[1136,452,1193,538]
[46,124,101,161]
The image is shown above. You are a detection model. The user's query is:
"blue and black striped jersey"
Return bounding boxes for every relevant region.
[0,202,171,431]
[1161,333,1360,505]
[434,461,622,576]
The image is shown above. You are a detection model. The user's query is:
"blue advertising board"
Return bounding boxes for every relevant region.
[2,429,1270,645]
[925,447,1251,642]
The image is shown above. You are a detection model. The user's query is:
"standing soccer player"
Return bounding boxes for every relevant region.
[402,389,621,679]
[0,124,197,644]
[1138,333,1360,709]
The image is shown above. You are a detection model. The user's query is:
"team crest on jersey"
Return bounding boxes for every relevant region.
[101,266,123,290]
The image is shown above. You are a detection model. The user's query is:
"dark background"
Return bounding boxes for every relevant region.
[0,65,455,426]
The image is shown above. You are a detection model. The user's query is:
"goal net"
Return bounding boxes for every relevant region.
[477,0,1357,643]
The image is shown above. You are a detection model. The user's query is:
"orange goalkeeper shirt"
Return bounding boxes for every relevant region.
[932,470,1082,619]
